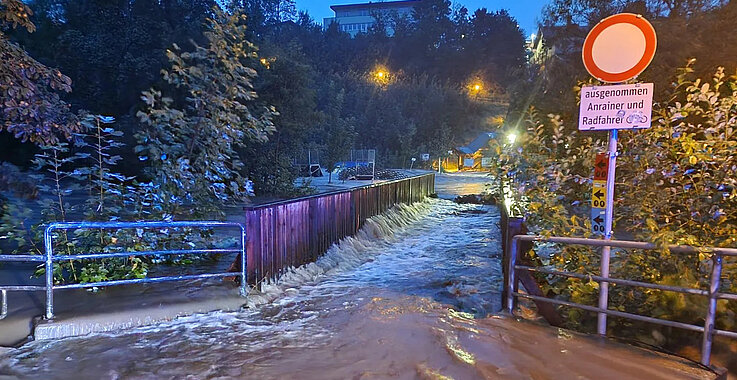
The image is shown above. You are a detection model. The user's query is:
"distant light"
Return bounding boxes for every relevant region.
[473,84,481,91]
[447,150,453,155]
[507,133,517,144]
[372,67,391,85]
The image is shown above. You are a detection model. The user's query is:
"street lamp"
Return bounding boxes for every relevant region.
[410,157,416,170]
[467,80,484,98]
[372,66,391,86]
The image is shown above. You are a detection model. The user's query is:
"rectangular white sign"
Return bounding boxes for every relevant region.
[579,83,653,131]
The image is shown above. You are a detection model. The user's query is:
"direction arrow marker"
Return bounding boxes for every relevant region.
[592,180,608,208]
[591,207,606,235]
[594,152,609,181]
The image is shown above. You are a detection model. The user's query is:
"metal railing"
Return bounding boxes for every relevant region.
[506,235,737,366]
[0,221,246,321]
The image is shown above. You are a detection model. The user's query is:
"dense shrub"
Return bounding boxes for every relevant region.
[489,62,737,344]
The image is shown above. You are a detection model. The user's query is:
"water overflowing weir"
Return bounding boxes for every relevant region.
[0,173,719,379]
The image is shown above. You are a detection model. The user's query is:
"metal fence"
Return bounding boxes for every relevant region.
[506,235,737,366]
[0,221,246,320]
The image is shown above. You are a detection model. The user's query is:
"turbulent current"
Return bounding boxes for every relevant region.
[0,175,716,379]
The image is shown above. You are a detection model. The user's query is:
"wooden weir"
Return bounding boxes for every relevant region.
[231,173,435,285]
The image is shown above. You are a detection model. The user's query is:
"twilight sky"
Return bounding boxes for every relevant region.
[295,0,550,37]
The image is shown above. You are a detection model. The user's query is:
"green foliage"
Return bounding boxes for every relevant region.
[136,8,276,218]
[491,63,737,341]
[1,0,220,171]
[319,88,356,183]
[0,0,80,144]
[241,38,320,195]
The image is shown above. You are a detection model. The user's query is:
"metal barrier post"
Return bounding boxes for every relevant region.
[506,237,518,313]
[1,290,7,320]
[44,225,54,320]
[701,254,723,366]
[239,225,247,297]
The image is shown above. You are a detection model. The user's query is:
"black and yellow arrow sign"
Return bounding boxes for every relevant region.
[592,180,607,208]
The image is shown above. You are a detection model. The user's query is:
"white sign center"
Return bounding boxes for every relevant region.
[591,23,647,74]
[578,83,654,131]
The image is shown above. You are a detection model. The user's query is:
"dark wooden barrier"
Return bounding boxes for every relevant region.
[231,173,435,285]
[499,186,563,326]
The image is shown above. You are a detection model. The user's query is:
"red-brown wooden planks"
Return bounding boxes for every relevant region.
[240,174,434,286]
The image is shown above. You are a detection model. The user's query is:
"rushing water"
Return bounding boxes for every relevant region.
[0,174,715,379]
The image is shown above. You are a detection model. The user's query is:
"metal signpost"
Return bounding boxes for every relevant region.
[579,13,657,336]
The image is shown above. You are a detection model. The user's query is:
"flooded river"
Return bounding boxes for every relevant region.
[0,173,715,379]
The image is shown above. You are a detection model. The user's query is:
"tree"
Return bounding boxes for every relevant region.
[0,0,80,144]
[240,37,321,195]
[465,9,527,85]
[136,8,276,218]
[320,87,355,183]
[227,0,297,36]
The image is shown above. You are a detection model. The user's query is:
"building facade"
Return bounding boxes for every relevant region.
[323,0,419,37]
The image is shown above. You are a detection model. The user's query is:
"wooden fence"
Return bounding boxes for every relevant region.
[231,173,435,285]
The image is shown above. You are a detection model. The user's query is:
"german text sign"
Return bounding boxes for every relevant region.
[579,83,654,131]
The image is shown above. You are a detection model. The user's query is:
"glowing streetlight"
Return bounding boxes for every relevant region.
[467,80,484,98]
[372,66,391,86]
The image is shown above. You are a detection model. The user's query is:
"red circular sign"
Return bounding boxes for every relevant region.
[582,13,657,83]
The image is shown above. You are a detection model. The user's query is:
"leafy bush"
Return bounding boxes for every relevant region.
[490,62,737,343]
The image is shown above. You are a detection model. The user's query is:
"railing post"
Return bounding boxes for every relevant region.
[506,236,518,313]
[44,225,54,320]
[0,289,7,320]
[701,254,722,366]
[239,225,248,297]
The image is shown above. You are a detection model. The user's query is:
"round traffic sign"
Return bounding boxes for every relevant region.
[582,13,657,83]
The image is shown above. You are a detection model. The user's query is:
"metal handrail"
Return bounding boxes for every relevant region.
[506,234,737,367]
[0,221,247,321]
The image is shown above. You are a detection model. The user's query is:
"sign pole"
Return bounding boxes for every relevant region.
[597,129,617,335]
[579,13,656,336]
